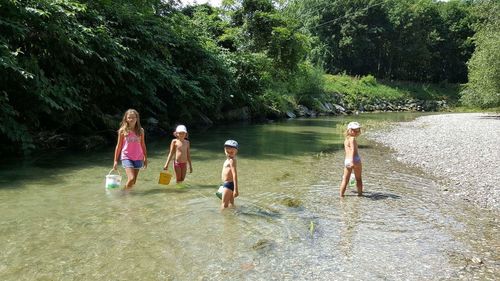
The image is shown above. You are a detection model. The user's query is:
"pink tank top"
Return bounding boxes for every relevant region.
[120,131,144,160]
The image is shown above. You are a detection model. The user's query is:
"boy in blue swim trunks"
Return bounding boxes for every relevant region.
[220,140,239,209]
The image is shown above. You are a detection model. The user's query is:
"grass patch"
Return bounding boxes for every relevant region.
[381,80,461,102]
[450,106,500,113]
[324,74,461,104]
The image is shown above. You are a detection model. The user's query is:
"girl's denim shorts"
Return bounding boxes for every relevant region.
[122,159,144,169]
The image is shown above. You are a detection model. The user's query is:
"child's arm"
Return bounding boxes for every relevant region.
[140,128,147,168]
[164,140,176,170]
[351,137,358,157]
[231,158,238,198]
[187,140,192,173]
[346,136,356,167]
[113,133,124,170]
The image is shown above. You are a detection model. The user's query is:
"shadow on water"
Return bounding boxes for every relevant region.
[319,143,372,154]
[134,183,223,196]
[185,116,389,160]
[0,164,110,189]
[0,117,349,188]
[192,129,344,160]
[0,145,114,189]
[4,112,422,189]
[361,191,402,200]
[189,184,219,190]
[133,187,191,196]
[235,202,282,220]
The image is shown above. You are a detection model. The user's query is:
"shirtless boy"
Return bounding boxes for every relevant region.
[220,140,239,209]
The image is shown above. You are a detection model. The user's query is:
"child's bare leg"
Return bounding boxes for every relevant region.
[174,165,182,183]
[180,166,187,182]
[221,189,232,209]
[339,167,351,197]
[229,193,235,207]
[125,168,136,189]
[353,164,363,196]
[132,169,139,185]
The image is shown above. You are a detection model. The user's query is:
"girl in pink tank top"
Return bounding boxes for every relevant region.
[113,109,148,190]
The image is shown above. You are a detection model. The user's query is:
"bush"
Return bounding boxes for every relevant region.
[360,74,377,86]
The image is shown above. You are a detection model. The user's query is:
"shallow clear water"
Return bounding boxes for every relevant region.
[0,113,498,280]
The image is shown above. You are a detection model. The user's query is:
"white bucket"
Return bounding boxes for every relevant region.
[105,169,122,189]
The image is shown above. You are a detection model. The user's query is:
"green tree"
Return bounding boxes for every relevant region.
[286,0,475,83]
[218,0,317,113]
[433,0,475,83]
[461,0,500,108]
[385,0,442,81]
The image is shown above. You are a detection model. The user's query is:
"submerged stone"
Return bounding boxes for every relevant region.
[274,172,291,181]
[252,239,275,252]
[280,197,302,208]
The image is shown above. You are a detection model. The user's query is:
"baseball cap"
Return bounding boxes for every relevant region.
[175,125,188,133]
[347,122,361,129]
[224,139,239,149]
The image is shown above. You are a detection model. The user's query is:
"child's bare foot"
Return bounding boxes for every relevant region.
[176,183,187,188]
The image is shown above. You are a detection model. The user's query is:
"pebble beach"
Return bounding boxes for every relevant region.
[367,113,500,211]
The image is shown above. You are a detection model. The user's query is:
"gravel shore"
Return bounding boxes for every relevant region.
[366,113,500,211]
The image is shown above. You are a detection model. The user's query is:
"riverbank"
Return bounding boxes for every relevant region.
[366,113,500,211]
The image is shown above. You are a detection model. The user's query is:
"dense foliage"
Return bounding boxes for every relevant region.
[460,0,500,108]
[1,0,215,153]
[0,0,323,155]
[0,0,495,155]
[285,0,476,83]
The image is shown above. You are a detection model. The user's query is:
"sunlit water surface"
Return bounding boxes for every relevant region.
[0,113,498,280]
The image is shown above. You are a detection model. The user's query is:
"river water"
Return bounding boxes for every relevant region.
[0,113,498,280]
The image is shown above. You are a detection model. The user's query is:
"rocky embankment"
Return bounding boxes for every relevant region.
[366,113,500,211]
[286,99,449,118]
[219,99,450,121]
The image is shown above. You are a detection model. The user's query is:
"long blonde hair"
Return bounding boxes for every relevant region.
[118,109,143,136]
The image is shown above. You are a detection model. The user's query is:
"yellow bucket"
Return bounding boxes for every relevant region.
[158,170,172,185]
